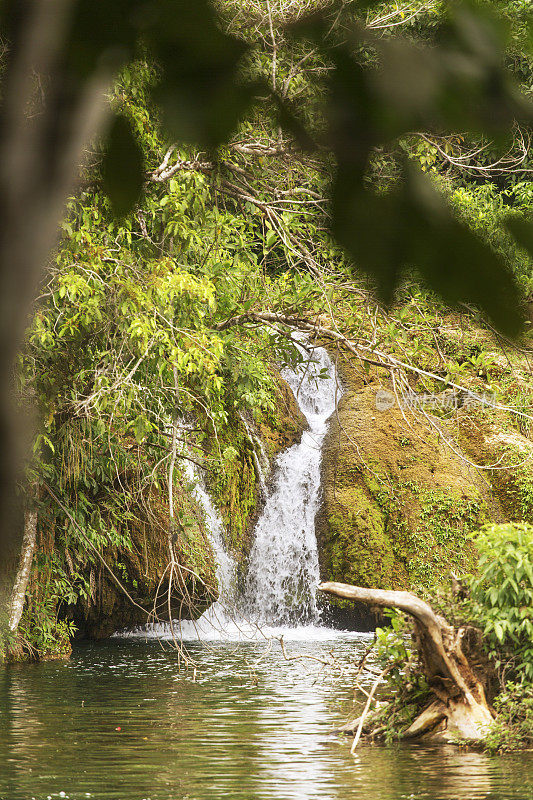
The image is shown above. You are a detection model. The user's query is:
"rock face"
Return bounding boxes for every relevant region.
[317,360,502,595]
[72,372,308,638]
[257,375,308,456]
[206,373,307,567]
[66,487,217,639]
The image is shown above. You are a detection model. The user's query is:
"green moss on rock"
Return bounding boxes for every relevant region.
[16,472,218,649]
[207,415,260,559]
[257,374,307,459]
[317,361,498,597]
[207,373,306,566]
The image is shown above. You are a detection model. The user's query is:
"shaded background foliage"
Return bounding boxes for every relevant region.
[0,0,533,657]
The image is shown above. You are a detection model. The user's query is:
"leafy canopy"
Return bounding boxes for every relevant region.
[4,0,532,334]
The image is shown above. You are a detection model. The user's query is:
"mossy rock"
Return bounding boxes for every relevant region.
[257,373,307,458]
[26,474,218,644]
[317,360,502,599]
[457,409,533,524]
[207,372,306,567]
[78,481,217,639]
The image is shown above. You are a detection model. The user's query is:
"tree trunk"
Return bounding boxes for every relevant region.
[8,506,38,633]
[319,581,494,743]
[0,3,112,636]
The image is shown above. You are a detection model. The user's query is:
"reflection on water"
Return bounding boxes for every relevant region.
[0,636,531,800]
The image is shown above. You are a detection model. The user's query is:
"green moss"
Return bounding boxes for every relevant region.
[512,466,533,522]
[320,470,408,589]
[318,379,490,596]
[400,488,480,590]
[322,475,482,592]
[256,373,306,459]
[207,415,259,560]
[326,483,396,586]
[206,373,305,566]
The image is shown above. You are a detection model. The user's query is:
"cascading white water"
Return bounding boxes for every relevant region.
[172,461,242,638]
[122,338,341,641]
[240,341,340,626]
[183,461,235,602]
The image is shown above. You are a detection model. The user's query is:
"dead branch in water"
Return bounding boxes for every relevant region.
[319,581,495,744]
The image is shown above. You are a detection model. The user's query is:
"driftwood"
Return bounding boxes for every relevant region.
[319,581,494,744]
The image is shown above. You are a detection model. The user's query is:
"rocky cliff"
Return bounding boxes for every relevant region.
[317,356,504,598]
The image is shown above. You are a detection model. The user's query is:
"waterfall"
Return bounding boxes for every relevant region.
[121,338,340,640]
[174,341,340,636]
[183,461,235,603]
[240,341,340,626]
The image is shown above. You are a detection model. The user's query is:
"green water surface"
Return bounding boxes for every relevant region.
[0,635,531,800]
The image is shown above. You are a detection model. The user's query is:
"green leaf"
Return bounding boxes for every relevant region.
[266,230,278,249]
[505,216,533,260]
[332,164,524,337]
[133,416,148,444]
[102,114,144,218]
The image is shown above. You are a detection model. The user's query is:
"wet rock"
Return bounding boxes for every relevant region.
[316,357,501,595]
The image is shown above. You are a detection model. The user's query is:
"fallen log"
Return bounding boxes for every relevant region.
[318,581,494,744]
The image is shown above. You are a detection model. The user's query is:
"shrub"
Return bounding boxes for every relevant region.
[484,681,533,753]
[468,523,533,683]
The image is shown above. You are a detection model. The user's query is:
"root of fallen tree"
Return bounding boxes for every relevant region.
[319,582,495,745]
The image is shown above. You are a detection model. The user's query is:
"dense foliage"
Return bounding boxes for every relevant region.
[4,0,533,701]
[469,523,533,682]
[372,523,533,751]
